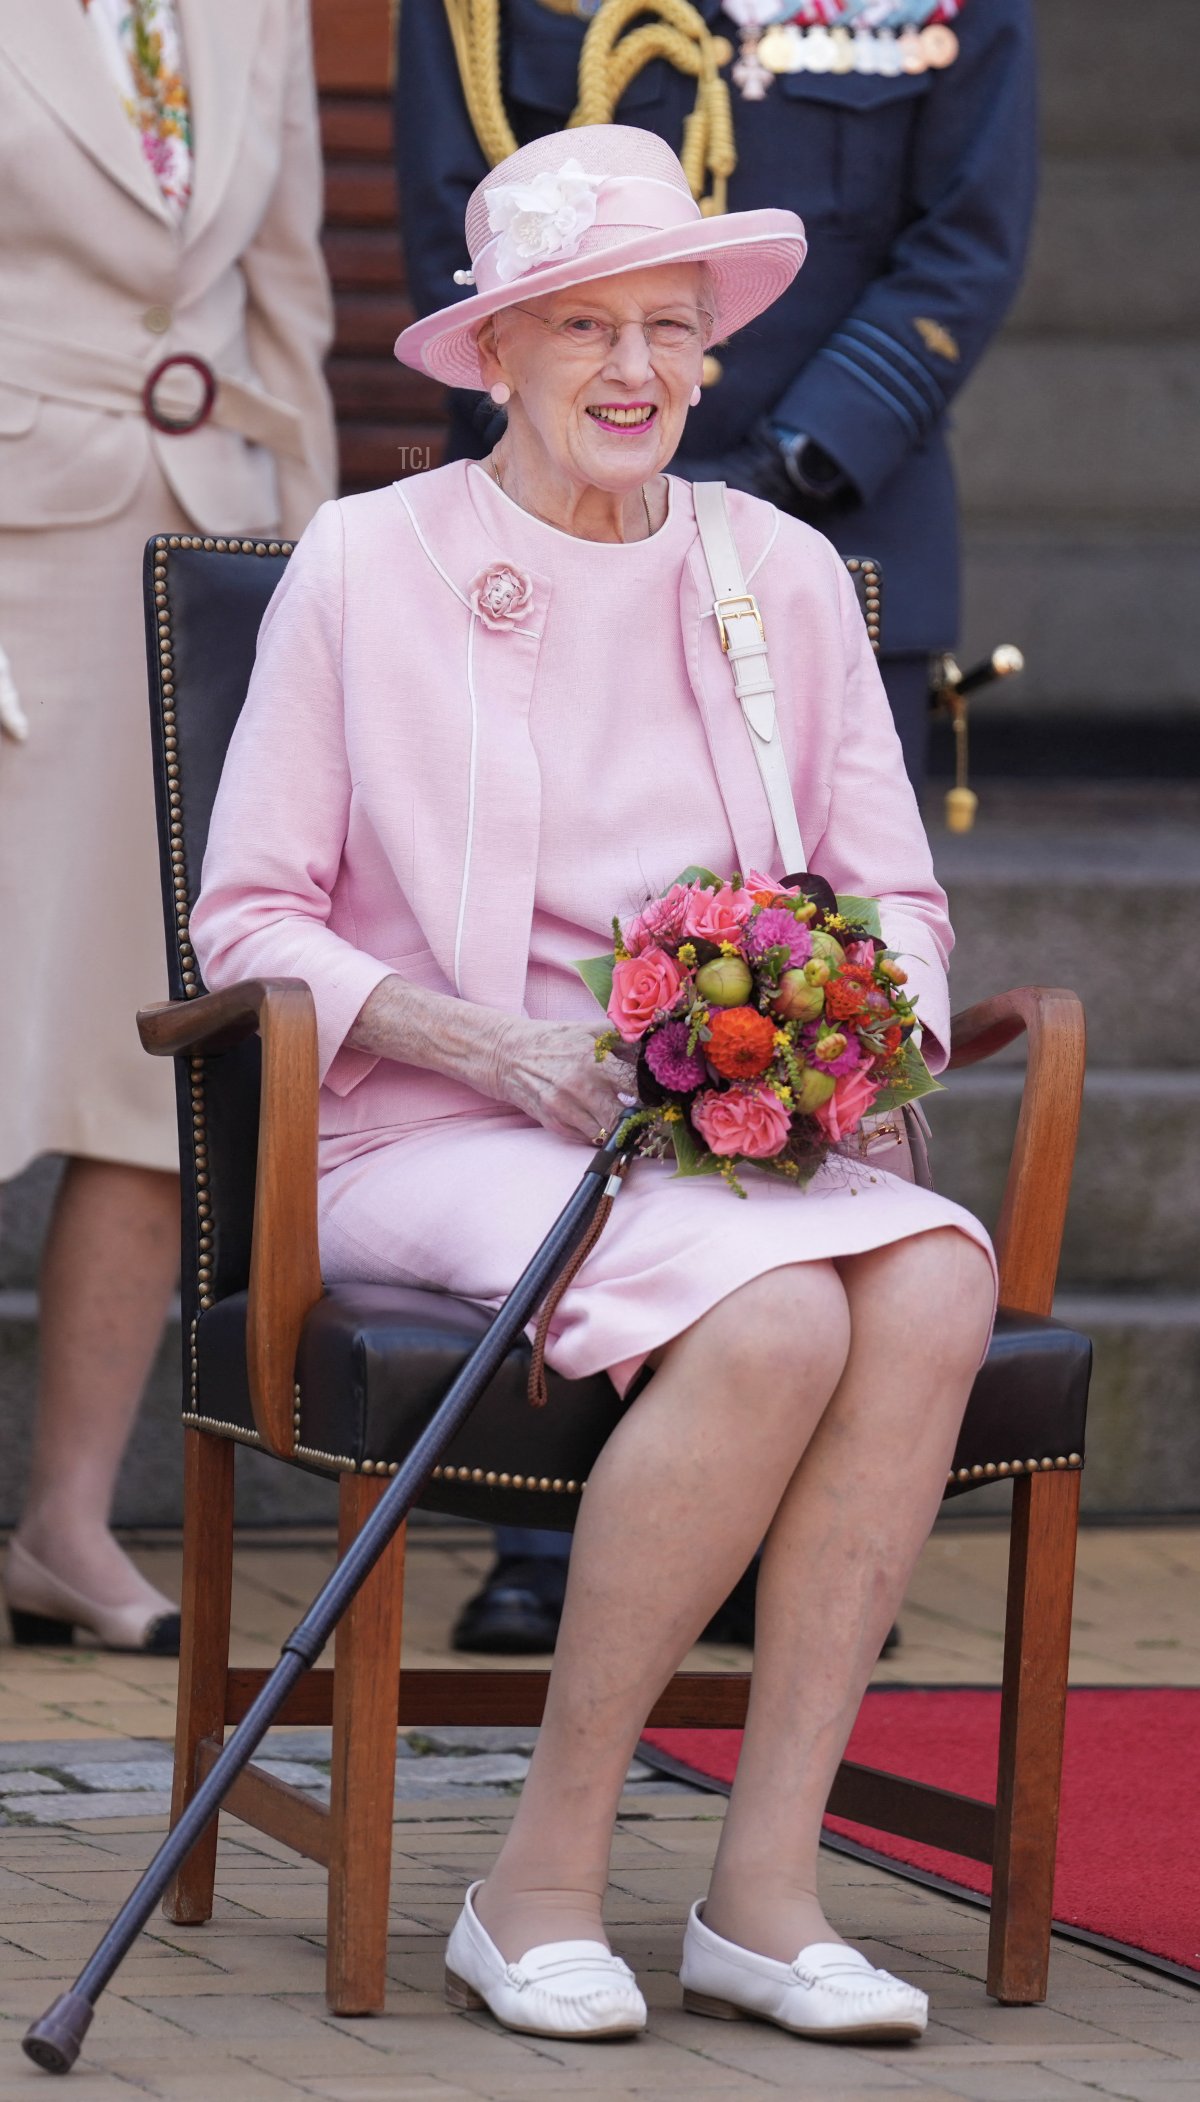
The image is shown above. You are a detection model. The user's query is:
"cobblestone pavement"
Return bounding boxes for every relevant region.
[0,1521,1197,2098]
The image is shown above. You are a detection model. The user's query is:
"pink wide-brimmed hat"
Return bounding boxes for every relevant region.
[394,125,807,390]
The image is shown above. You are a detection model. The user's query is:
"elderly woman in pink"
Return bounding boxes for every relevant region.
[192,127,995,2048]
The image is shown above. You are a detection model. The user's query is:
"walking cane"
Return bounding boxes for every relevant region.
[22,1122,636,2077]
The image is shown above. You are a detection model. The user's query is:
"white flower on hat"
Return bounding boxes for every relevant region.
[485,158,604,284]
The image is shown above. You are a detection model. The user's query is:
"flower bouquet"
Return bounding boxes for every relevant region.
[577,869,940,1194]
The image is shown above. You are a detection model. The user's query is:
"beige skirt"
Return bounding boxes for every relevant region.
[0,459,189,1178]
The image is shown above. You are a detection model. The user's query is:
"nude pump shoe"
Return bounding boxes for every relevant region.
[3,1538,181,1655]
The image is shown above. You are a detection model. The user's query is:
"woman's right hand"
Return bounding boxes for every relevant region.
[491,1016,636,1144]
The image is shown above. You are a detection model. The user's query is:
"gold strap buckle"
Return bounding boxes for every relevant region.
[714,593,764,653]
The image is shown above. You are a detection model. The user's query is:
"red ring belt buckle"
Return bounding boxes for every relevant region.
[142,352,217,436]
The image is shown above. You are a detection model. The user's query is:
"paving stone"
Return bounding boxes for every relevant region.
[0,1769,65,1794]
[3,1790,173,1823]
[51,1758,178,1793]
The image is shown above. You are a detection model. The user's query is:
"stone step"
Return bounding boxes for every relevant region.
[954,341,1200,525]
[958,529,1200,716]
[1007,162,1200,341]
[933,785,1200,1067]
[926,1070,1199,1291]
[1035,0,1198,158]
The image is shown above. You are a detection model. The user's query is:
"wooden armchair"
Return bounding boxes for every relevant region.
[139,534,1090,2021]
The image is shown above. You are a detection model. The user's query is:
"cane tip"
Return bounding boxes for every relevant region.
[22,1992,94,2075]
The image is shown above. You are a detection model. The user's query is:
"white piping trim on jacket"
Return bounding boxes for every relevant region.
[394,484,471,606]
[746,508,781,584]
[453,612,481,995]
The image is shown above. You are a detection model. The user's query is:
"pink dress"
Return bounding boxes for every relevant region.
[192,463,994,1393]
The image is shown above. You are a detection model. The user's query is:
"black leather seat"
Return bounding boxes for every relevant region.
[196,1291,1089,1528]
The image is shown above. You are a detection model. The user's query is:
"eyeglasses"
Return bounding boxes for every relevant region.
[510,307,709,358]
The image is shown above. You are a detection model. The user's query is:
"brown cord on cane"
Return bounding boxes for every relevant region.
[527,1155,629,1407]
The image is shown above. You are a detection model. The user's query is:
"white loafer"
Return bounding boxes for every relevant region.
[445,1882,647,2040]
[680,1903,928,2042]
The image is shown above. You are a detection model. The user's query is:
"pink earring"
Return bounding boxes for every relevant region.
[689,384,702,407]
[489,382,511,407]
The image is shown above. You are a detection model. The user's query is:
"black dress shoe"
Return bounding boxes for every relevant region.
[451,1555,568,1655]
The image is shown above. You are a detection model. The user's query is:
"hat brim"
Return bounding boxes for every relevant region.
[394,208,806,390]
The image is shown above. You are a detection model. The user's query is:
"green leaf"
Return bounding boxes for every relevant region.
[574,953,615,1012]
[872,1035,944,1114]
[671,1119,722,1178]
[836,895,883,940]
[672,865,722,892]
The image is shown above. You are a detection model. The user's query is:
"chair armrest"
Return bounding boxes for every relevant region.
[948,987,1086,1317]
[138,980,323,1456]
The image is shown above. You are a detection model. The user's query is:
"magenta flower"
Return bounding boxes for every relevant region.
[644,1021,707,1094]
[805,1026,863,1079]
[746,909,812,970]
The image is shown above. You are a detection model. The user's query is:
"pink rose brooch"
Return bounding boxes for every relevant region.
[469,562,534,632]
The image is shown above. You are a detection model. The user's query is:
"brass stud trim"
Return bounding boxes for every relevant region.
[947,1452,1084,1486]
[429,1463,586,1495]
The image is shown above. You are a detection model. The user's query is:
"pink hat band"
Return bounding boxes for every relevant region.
[462,173,703,298]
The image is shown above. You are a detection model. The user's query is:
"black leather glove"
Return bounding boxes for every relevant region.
[723,420,857,523]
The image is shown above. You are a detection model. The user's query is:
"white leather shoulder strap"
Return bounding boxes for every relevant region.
[691,481,806,876]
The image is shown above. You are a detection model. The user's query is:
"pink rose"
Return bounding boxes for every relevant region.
[607,947,683,1043]
[813,1066,880,1144]
[469,562,534,631]
[623,883,693,957]
[684,884,754,944]
[691,1083,792,1160]
[845,940,878,968]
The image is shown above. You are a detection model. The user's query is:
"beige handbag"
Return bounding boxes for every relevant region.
[691,481,932,1188]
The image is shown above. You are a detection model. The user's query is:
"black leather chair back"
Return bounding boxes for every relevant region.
[143,534,295,1341]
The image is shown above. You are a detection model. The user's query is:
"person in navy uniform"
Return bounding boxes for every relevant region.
[394,0,1036,1651]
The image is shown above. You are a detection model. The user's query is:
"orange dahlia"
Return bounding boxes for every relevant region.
[706,1006,778,1079]
[824,979,871,1024]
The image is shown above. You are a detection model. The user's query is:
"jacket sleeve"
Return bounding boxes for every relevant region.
[805,549,954,1071]
[189,502,392,1096]
[773,0,1038,506]
[239,0,338,536]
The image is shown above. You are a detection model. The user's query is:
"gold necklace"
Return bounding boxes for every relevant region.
[489,453,655,541]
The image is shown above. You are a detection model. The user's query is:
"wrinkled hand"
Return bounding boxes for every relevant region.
[0,643,29,743]
[491,1017,638,1144]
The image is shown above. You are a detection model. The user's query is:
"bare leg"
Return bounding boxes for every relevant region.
[12,1156,180,1609]
[474,1261,852,1960]
[704,1227,995,1961]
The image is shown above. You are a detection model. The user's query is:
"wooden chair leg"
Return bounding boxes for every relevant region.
[326,1474,407,2016]
[987,1467,1081,2003]
[163,1428,235,1924]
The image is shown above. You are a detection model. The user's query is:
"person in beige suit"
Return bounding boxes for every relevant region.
[0,0,336,1651]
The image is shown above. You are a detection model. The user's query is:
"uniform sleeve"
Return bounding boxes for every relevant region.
[773,0,1038,506]
[239,0,338,536]
[805,550,954,1071]
[189,503,393,1095]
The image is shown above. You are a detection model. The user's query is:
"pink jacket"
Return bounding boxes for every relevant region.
[191,463,954,1138]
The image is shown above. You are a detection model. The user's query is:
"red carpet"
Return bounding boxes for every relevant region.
[644,1688,1200,1973]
